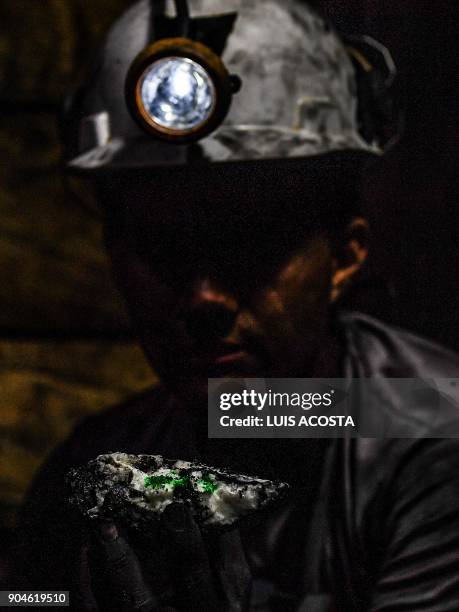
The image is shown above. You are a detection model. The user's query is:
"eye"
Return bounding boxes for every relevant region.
[131,226,207,288]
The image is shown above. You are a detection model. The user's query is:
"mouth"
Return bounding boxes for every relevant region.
[198,341,264,377]
[214,350,248,365]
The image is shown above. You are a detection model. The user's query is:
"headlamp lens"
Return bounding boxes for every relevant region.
[140,57,216,131]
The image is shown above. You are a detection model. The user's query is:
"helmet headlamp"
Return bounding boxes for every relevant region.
[126,37,240,144]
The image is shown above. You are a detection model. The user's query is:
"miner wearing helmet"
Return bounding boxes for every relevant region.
[12,1,459,611]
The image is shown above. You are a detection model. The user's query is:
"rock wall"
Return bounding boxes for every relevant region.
[0,0,155,537]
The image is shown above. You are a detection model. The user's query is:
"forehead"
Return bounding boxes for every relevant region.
[100,164,344,288]
[98,157,355,226]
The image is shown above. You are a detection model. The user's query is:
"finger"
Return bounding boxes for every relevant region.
[129,522,176,607]
[90,521,156,612]
[205,529,252,612]
[72,542,99,612]
[161,504,218,611]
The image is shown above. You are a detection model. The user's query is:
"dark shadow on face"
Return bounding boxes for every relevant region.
[99,157,362,403]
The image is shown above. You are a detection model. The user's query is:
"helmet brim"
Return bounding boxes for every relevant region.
[67,125,380,175]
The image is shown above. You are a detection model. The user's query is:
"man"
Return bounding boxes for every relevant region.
[13,1,459,610]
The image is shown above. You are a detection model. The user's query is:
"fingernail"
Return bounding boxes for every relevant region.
[99,522,118,542]
[162,503,192,533]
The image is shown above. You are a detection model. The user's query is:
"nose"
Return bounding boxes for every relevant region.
[183,278,238,343]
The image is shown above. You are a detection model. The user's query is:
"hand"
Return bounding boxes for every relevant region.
[74,504,251,612]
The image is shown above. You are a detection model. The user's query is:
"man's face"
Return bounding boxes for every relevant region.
[103,166,361,403]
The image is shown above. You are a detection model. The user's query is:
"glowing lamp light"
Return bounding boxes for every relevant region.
[126,37,240,143]
[140,57,215,131]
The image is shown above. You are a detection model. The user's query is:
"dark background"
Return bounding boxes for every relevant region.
[324,0,459,347]
[0,0,457,578]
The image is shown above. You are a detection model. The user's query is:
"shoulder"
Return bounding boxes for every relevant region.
[333,313,459,545]
[339,311,459,377]
[337,311,459,468]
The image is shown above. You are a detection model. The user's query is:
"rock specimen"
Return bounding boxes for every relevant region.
[67,452,289,530]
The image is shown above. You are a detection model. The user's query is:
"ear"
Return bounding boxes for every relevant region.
[331,218,370,303]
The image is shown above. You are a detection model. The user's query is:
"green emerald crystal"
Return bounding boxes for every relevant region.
[144,473,189,489]
[143,472,219,493]
[198,474,219,493]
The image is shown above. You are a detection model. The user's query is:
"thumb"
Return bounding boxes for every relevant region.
[161,504,218,611]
